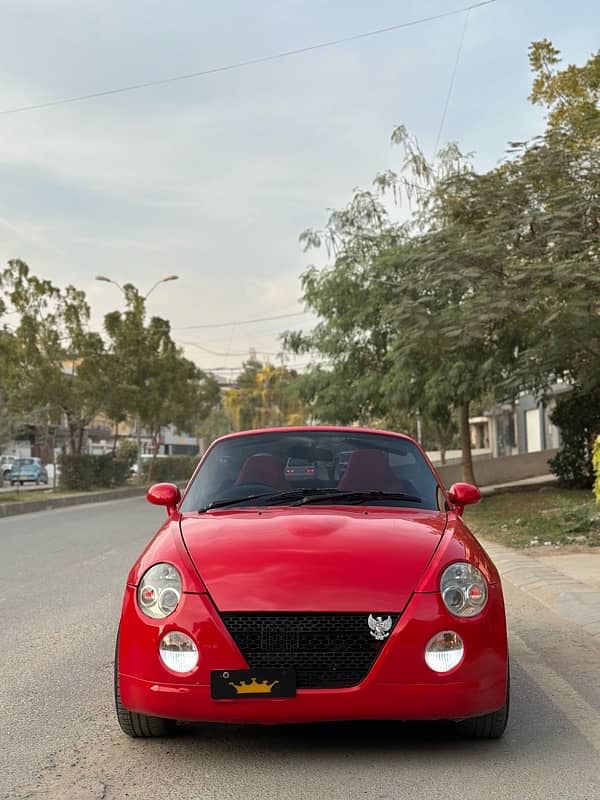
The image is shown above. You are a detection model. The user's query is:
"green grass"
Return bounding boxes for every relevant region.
[0,486,139,504]
[464,489,600,549]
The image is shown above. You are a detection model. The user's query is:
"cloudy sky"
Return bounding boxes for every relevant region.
[1,0,597,379]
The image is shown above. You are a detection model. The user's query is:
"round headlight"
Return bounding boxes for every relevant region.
[425,631,464,672]
[440,562,488,618]
[137,563,182,619]
[159,631,198,673]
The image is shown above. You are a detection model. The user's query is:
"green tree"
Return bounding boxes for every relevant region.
[0,260,107,453]
[284,41,600,483]
[529,39,600,142]
[223,361,309,430]
[103,285,220,475]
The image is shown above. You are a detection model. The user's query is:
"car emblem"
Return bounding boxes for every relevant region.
[368,614,392,640]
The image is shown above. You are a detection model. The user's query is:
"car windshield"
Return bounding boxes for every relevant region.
[14,458,34,466]
[180,430,442,512]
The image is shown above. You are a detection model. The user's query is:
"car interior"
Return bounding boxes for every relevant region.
[182,433,443,512]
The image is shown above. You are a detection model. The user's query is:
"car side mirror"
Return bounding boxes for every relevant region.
[147,483,181,516]
[447,482,481,515]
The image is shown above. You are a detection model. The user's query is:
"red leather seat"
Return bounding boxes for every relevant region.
[235,454,288,490]
[337,449,408,493]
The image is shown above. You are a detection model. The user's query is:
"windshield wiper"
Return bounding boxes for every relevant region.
[199,493,274,512]
[291,490,422,506]
[199,488,422,512]
[199,487,345,512]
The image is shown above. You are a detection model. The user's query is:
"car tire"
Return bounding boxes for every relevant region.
[114,636,176,738]
[456,672,510,740]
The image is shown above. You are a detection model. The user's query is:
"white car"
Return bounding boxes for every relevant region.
[1,455,16,482]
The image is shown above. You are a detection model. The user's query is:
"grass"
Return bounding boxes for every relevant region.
[464,489,600,550]
[0,485,141,504]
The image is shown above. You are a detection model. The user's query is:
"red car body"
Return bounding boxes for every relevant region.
[116,427,509,736]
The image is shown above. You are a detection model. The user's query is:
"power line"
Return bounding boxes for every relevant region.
[178,339,283,358]
[0,1,496,116]
[172,311,307,330]
[434,6,472,153]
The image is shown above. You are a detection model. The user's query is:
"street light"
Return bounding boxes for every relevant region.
[95,273,179,476]
[95,275,123,292]
[95,274,179,299]
[144,274,179,299]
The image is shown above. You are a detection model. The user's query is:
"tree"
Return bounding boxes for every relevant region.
[285,138,515,481]
[284,41,600,483]
[529,40,600,143]
[0,260,107,453]
[223,361,309,430]
[102,285,220,474]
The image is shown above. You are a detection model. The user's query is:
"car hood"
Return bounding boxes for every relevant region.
[179,507,446,612]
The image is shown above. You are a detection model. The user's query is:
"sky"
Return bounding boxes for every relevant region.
[0,0,598,380]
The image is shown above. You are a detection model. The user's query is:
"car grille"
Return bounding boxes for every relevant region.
[220,612,399,689]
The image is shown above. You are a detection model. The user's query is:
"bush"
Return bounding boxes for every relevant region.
[117,439,139,467]
[59,453,130,491]
[142,456,199,484]
[593,436,600,505]
[548,389,600,489]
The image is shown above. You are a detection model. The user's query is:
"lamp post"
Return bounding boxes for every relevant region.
[95,274,178,300]
[95,274,179,476]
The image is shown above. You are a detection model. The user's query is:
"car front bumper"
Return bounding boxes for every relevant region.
[118,587,508,725]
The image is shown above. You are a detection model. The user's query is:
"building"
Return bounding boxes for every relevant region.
[470,383,571,458]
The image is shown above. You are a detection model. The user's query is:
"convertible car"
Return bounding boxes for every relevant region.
[115,427,509,738]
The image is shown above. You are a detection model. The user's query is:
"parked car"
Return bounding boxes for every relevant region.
[1,454,16,483]
[8,458,49,485]
[115,426,509,739]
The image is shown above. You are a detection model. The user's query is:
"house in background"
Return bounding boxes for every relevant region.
[469,383,571,458]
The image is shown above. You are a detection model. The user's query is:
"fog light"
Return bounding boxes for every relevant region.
[425,631,464,673]
[159,631,198,673]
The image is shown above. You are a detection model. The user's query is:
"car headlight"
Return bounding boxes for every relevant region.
[440,562,488,617]
[137,563,182,619]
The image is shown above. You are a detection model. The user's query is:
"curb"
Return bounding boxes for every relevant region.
[0,486,148,518]
[479,475,559,496]
[479,536,600,643]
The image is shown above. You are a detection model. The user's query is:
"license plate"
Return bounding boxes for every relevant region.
[210,669,296,699]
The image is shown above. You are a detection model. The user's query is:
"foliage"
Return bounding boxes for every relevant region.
[223,361,309,430]
[116,439,139,467]
[58,453,130,491]
[593,436,600,505]
[1,265,222,470]
[197,405,234,447]
[140,456,198,484]
[284,41,600,482]
[529,40,600,142]
[0,260,107,453]
[102,284,220,464]
[548,389,600,488]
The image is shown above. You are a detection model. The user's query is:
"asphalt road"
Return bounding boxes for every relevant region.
[1,499,599,800]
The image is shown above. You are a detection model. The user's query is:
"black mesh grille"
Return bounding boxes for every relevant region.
[220,613,399,689]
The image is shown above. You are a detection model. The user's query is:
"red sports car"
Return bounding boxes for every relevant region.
[115,427,509,739]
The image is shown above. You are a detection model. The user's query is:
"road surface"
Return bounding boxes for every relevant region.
[1,499,599,800]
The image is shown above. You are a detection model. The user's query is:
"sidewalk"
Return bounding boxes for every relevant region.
[480,537,600,643]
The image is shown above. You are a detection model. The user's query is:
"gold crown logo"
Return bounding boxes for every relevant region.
[229,677,280,695]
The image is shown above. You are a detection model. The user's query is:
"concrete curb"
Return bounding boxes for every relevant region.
[479,536,600,643]
[0,486,148,518]
[479,475,559,496]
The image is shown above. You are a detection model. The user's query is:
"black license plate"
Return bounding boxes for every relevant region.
[210,669,296,699]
